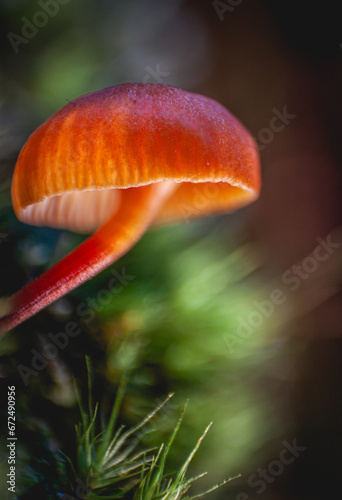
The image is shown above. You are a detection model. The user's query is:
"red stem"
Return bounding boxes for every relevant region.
[0,183,175,335]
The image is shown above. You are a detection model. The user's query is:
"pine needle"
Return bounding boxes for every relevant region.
[63,360,235,500]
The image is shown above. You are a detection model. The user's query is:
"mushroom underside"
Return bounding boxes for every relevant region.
[16,181,256,233]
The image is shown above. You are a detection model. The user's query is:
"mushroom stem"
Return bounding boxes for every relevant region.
[0,182,176,335]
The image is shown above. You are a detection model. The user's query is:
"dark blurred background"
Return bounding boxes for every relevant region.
[1,1,342,499]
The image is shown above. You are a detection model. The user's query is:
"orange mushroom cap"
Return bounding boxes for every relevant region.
[12,83,260,232]
[1,83,260,335]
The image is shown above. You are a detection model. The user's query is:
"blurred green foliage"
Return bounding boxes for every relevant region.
[0,217,291,498]
[88,223,287,480]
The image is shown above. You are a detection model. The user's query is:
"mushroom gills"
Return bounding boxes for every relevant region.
[19,188,122,233]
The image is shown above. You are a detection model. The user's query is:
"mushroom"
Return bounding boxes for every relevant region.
[0,83,260,334]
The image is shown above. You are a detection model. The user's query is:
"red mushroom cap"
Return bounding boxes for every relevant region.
[12,83,260,232]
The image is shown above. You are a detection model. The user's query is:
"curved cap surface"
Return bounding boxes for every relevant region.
[12,83,260,232]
